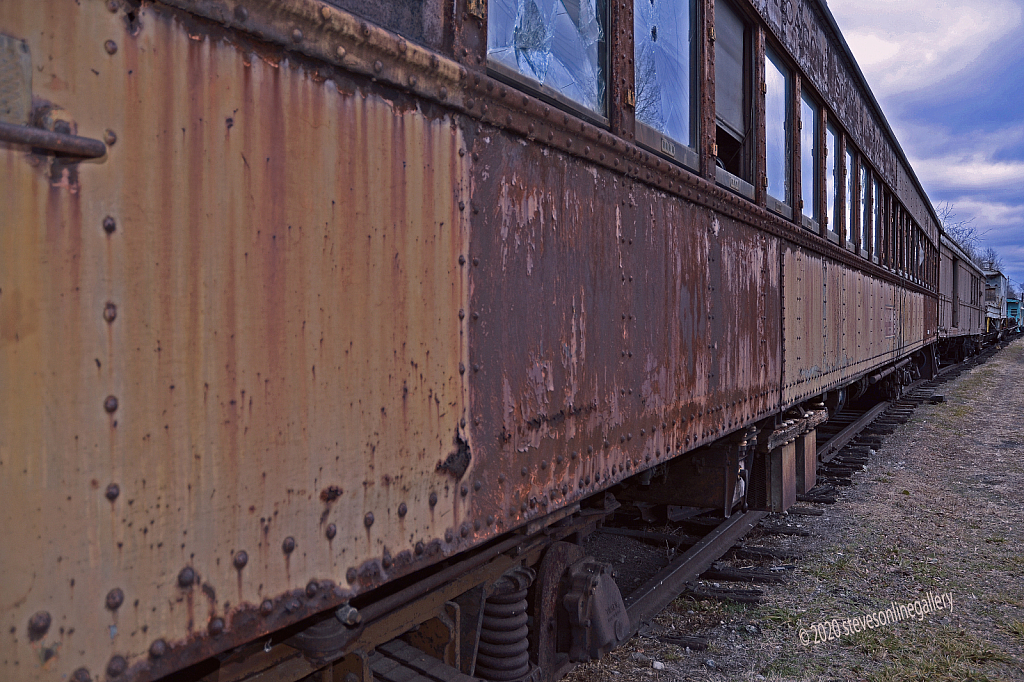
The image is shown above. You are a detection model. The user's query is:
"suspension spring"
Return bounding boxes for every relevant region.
[475,566,535,681]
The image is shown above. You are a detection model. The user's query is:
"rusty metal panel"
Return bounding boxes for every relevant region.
[1,2,472,680]
[939,239,985,339]
[465,128,781,523]
[783,241,930,405]
[939,243,953,333]
[782,245,823,404]
[824,258,844,379]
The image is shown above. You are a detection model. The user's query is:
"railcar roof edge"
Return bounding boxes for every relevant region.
[808,0,945,239]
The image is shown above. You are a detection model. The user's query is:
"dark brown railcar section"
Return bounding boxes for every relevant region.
[466,127,781,514]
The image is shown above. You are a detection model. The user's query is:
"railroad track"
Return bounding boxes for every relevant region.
[568,341,1011,675]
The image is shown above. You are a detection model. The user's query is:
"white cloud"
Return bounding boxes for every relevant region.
[827,0,1023,98]
[933,196,1024,285]
[913,153,1024,193]
[948,198,1024,228]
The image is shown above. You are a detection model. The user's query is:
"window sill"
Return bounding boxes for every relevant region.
[486,60,609,128]
[766,195,792,220]
[826,230,841,245]
[635,122,699,172]
[715,166,755,201]
[802,215,819,233]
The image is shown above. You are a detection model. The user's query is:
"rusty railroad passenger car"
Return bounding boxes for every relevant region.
[938,234,985,361]
[1,0,940,680]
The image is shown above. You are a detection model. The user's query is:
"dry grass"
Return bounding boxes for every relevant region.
[565,338,1024,682]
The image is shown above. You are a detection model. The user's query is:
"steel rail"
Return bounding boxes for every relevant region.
[816,401,890,463]
[624,510,767,632]
[0,121,107,158]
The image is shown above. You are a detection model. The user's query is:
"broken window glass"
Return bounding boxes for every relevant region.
[634,0,696,147]
[488,0,607,114]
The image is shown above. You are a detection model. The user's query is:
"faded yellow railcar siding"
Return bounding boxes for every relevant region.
[0,1,470,679]
[783,244,925,405]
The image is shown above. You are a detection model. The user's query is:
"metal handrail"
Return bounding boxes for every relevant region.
[0,120,107,158]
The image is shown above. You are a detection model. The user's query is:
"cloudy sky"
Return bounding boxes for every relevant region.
[827,0,1024,294]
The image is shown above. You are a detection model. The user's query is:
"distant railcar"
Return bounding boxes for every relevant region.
[938,235,986,361]
[0,0,942,681]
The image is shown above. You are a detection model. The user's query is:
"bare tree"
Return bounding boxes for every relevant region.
[980,246,1004,272]
[936,201,986,264]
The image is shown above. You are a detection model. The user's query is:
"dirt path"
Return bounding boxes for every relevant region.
[567,338,1024,682]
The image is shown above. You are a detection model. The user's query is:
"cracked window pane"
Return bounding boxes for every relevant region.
[634,0,696,147]
[488,0,607,114]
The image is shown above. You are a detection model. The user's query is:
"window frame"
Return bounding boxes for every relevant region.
[873,177,883,264]
[843,141,855,250]
[485,0,612,126]
[632,0,701,170]
[823,121,840,244]
[763,44,793,218]
[713,0,756,199]
[799,88,821,231]
[859,161,870,259]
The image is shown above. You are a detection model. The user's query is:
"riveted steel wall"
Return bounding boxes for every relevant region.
[0,2,472,680]
[938,239,984,339]
[782,243,928,405]
[465,127,782,528]
[1,0,943,680]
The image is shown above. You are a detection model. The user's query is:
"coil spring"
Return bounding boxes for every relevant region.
[475,566,535,682]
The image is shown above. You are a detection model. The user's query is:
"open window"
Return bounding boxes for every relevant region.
[487,0,609,119]
[824,123,839,242]
[800,92,819,230]
[634,0,699,168]
[714,0,753,197]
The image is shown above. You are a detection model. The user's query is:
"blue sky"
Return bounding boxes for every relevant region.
[828,0,1024,294]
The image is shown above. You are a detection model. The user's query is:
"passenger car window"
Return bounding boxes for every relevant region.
[860,163,870,254]
[714,0,750,185]
[825,124,838,238]
[488,0,608,115]
[634,0,697,154]
[845,147,855,245]
[874,178,883,258]
[764,48,791,214]
[800,93,819,226]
